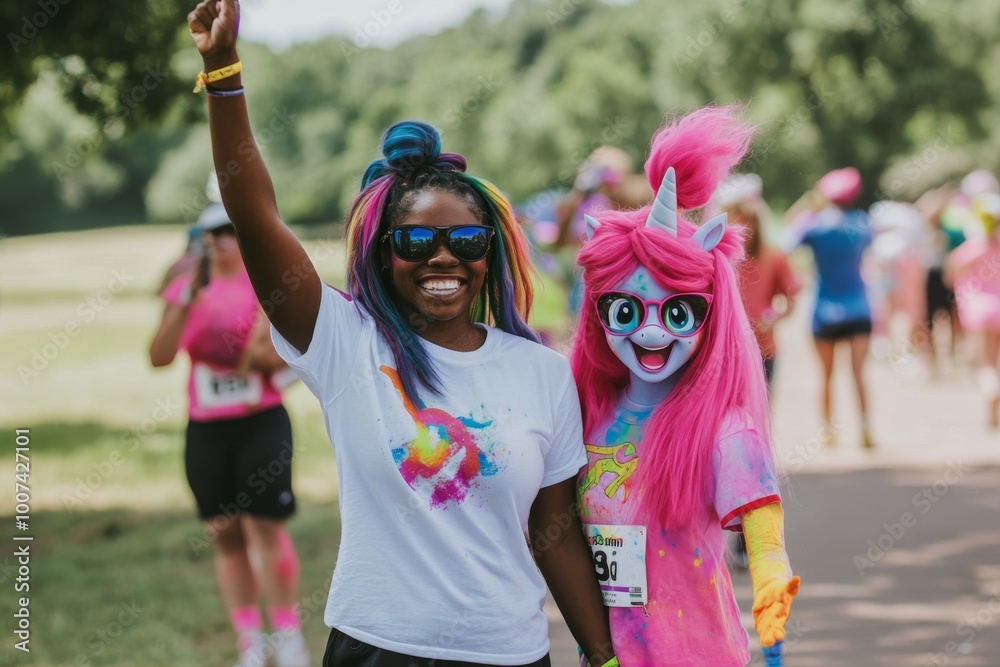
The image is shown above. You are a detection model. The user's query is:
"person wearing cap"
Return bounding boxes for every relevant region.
[946,191,1000,427]
[785,167,875,449]
[149,203,311,667]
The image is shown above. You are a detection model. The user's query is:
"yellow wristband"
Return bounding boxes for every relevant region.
[599,658,619,667]
[193,60,242,93]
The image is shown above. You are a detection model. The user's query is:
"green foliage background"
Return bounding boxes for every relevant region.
[2,0,998,236]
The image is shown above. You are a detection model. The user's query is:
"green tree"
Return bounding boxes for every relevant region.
[676,0,992,206]
[2,0,192,139]
[2,0,997,234]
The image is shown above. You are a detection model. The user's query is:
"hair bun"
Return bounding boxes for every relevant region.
[382,121,442,172]
[361,120,469,189]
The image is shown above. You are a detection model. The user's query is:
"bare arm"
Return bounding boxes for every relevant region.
[772,253,799,323]
[782,187,824,225]
[189,0,321,353]
[529,478,615,666]
[150,263,203,367]
[149,303,191,367]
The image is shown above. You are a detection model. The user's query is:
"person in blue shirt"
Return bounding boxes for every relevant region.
[786,167,875,449]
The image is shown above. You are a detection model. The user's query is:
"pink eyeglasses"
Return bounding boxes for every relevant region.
[595,291,714,337]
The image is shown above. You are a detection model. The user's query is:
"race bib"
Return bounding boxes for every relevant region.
[584,524,647,608]
[193,363,263,409]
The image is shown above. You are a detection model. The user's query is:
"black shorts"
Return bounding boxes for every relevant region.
[925,267,954,326]
[322,628,551,667]
[813,319,873,341]
[185,405,296,521]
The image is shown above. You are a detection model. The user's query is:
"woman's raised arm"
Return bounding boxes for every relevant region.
[188,0,321,353]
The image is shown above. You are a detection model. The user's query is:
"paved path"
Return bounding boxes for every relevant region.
[546,467,1000,667]
[546,298,1000,666]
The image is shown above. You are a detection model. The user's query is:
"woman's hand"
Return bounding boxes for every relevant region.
[188,0,239,63]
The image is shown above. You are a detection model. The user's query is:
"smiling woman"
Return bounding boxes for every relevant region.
[188,1,616,665]
[343,120,541,389]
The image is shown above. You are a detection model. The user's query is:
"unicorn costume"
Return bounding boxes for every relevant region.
[572,107,799,667]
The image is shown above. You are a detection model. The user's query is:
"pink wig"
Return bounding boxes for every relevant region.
[570,105,772,527]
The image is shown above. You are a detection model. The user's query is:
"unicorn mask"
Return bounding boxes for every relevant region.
[584,167,728,384]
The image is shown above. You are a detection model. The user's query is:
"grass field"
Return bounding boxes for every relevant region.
[0,225,570,666]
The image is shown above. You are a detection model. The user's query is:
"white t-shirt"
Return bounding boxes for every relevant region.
[271,284,587,665]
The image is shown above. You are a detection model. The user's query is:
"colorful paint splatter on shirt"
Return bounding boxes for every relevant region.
[381,366,504,508]
[578,406,781,666]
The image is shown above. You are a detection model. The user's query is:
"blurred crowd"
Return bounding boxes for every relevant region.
[517,154,1000,432]
[168,159,1000,440]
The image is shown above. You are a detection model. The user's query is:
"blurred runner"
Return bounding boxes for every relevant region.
[867,200,927,370]
[786,167,875,449]
[915,187,964,375]
[947,192,1000,428]
[149,203,309,667]
[718,174,799,390]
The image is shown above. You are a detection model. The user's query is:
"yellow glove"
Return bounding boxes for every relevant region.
[742,502,800,647]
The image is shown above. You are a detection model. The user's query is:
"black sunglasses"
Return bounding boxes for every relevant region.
[382,225,493,263]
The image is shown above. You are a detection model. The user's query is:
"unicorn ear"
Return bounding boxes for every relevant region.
[645,167,678,237]
[584,214,601,240]
[692,213,727,252]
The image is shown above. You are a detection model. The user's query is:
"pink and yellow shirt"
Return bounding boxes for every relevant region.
[578,400,780,667]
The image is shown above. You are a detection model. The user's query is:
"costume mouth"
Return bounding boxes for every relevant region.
[630,340,673,372]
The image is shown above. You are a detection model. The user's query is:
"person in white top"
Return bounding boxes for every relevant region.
[187,2,617,666]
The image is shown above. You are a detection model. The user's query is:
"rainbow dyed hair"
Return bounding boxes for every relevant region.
[570,106,772,527]
[345,121,538,401]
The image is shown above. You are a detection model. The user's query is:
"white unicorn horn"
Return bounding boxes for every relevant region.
[646,167,678,236]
